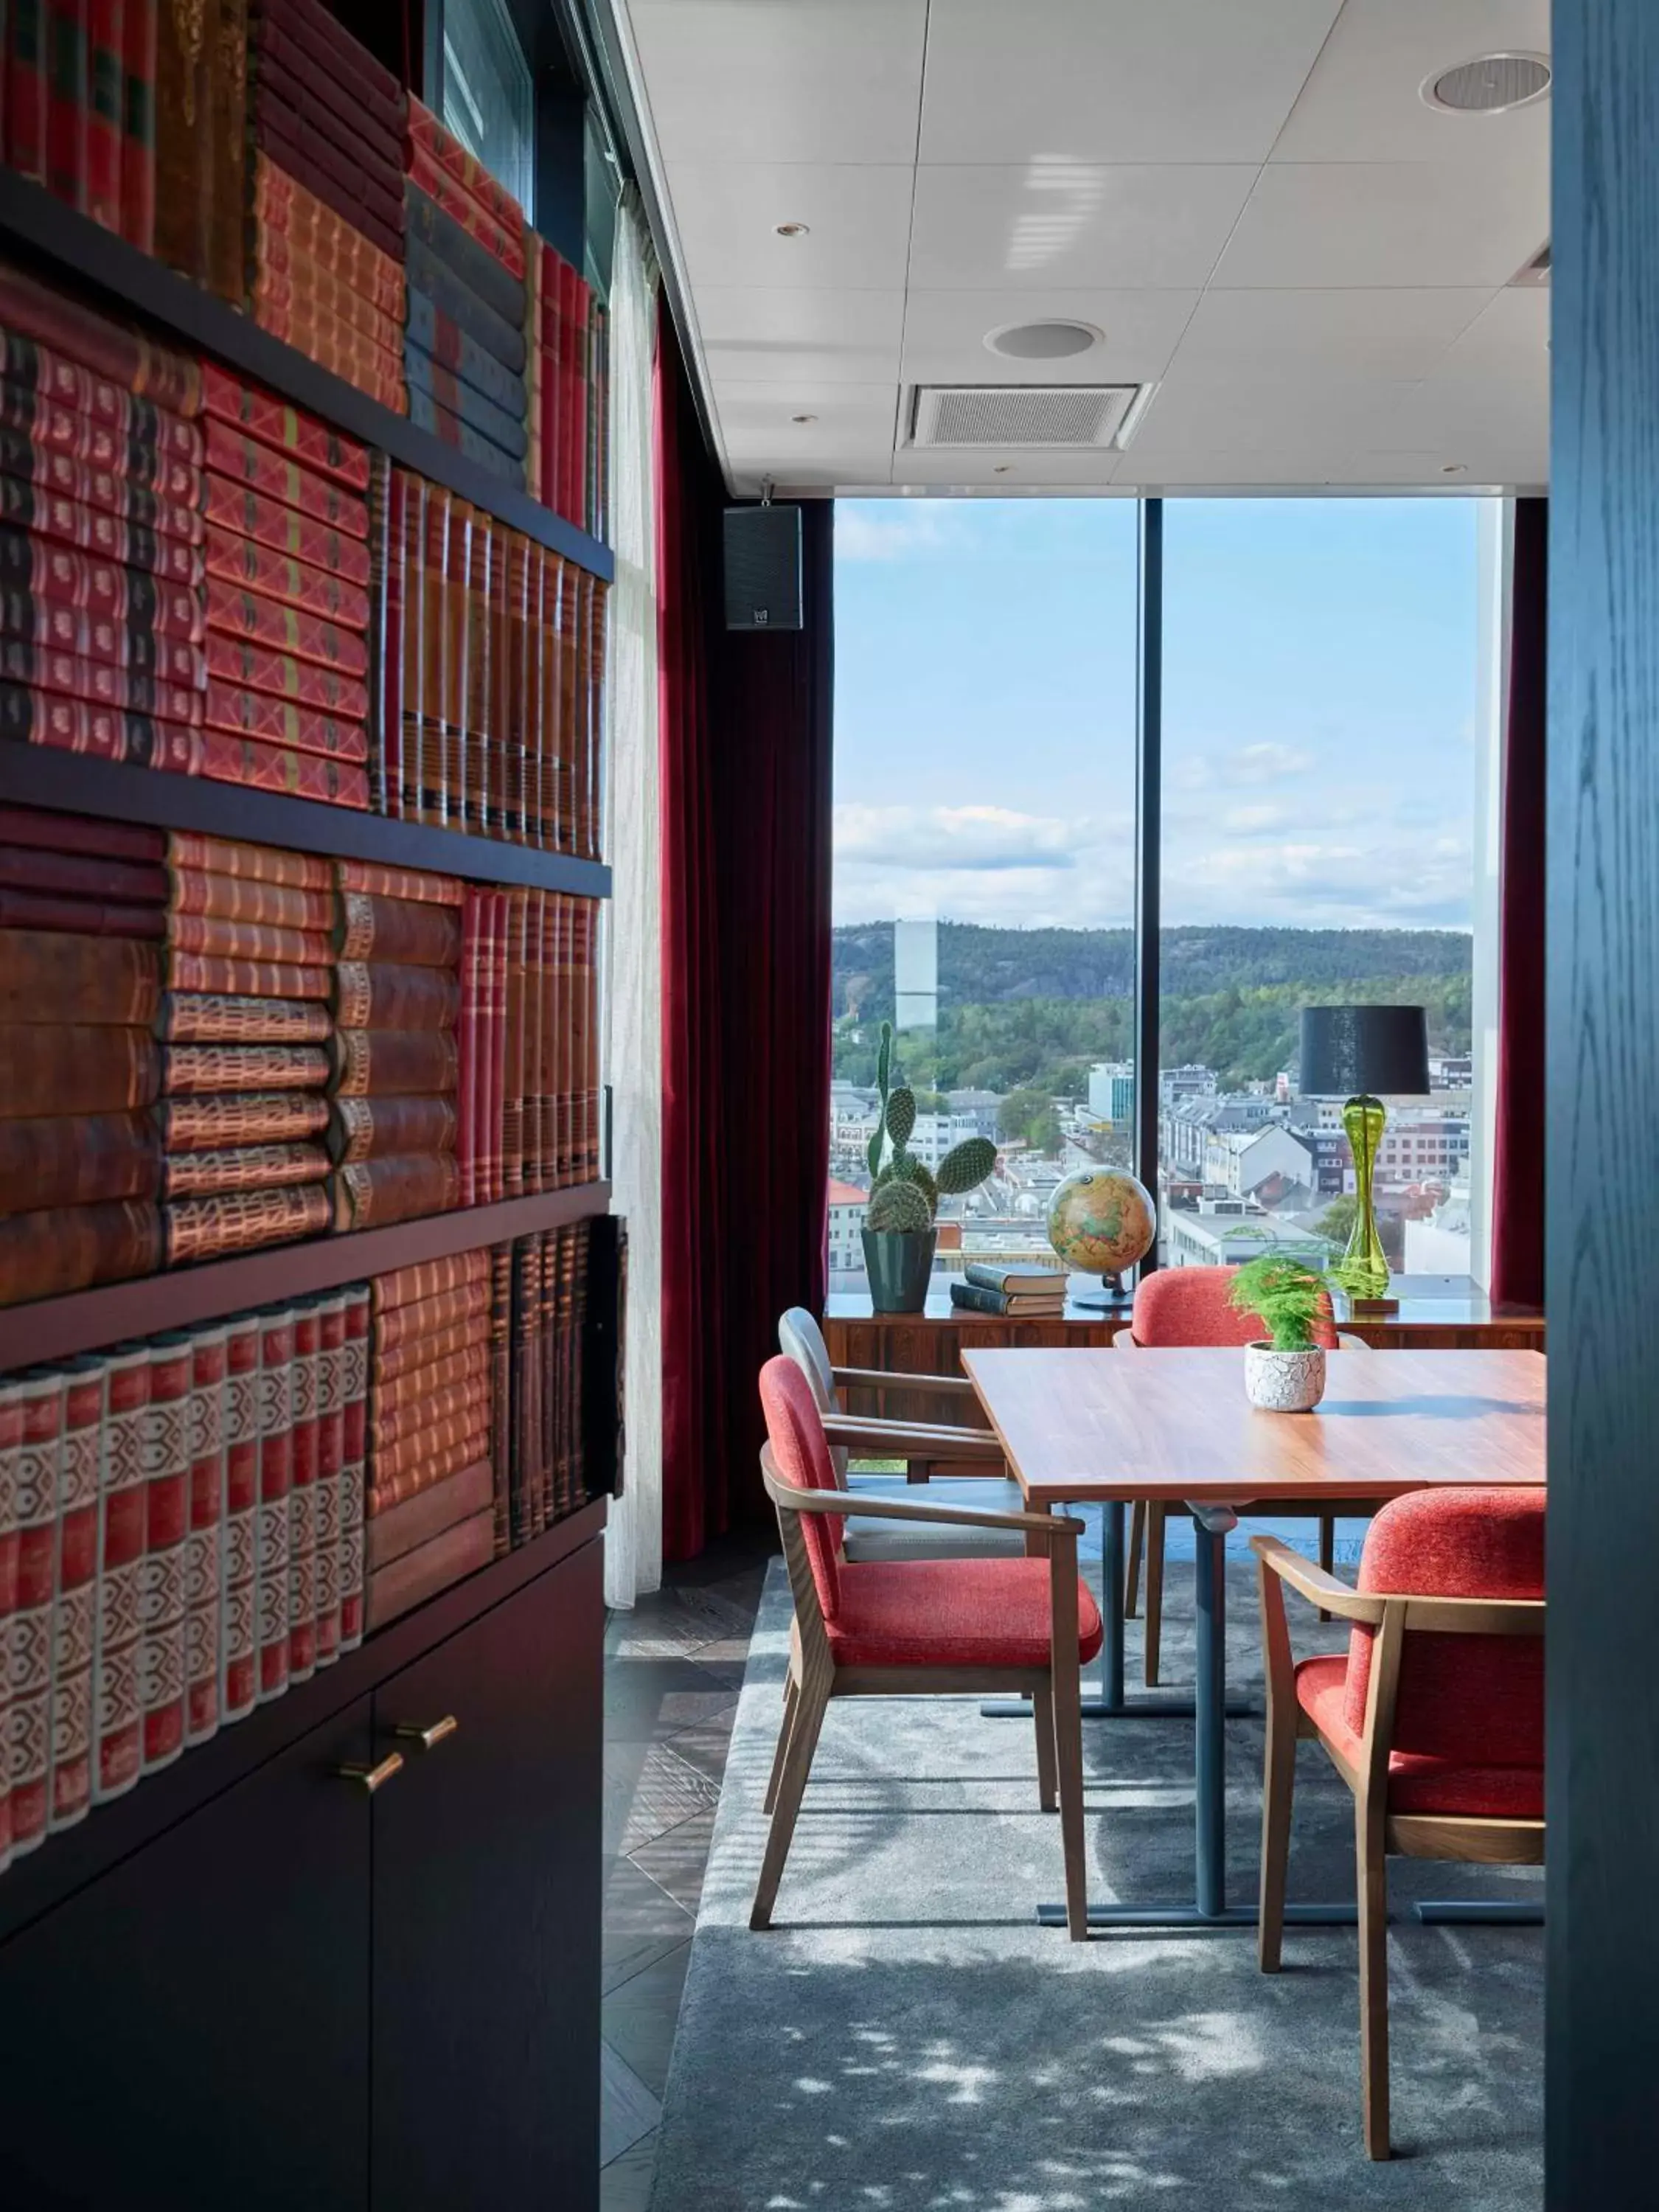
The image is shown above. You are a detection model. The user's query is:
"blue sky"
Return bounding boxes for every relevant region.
[832,498,1481,933]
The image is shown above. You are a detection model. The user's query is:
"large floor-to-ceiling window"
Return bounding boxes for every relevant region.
[831,494,1495,1301]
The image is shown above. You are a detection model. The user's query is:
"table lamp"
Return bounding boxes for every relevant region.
[1298,1005,1430,1310]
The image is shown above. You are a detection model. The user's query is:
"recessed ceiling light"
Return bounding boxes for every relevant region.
[774,221,810,238]
[993,464,1012,473]
[984,319,1103,361]
[1441,463,1467,476]
[791,414,818,424]
[1422,53,1551,114]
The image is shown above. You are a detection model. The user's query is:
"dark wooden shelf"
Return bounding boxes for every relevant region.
[0,1492,610,1947]
[0,743,612,896]
[0,170,614,584]
[0,1181,612,1369]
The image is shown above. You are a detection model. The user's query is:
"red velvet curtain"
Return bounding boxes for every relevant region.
[1491,497,1547,1310]
[655,303,834,1558]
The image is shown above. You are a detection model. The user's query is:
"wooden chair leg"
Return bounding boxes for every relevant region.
[750,1666,830,1932]
[1356,1800,1391,2160]
[1051,1657,1088,1941]
[1257,1689,1297,1972]
[763,1674,800,1817]
[1032,1680,1057,1812]
[1143,1502,1166,1687]
[1318,1512,1335,1622]
[1125,1499,1145,1618]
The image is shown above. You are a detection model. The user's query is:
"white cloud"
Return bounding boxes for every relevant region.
[1221,803,1290,834]
[835,507,970,562]
[1222,742,1315,785]
[833,802,1093,872]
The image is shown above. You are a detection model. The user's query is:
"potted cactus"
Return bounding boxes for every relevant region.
[861,1021,998,1312]
[1228,1254,1334,1413]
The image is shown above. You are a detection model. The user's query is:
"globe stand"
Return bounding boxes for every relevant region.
[1067,1270,1135,1312]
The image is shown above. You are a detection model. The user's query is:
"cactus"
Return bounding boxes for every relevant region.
[885,1085,917,1150]
[867,1178,933,1234]
[936,1136,998,1195]
[875,1151,939,1214]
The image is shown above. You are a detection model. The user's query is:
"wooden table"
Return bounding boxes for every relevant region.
[962,1347,1546,1933]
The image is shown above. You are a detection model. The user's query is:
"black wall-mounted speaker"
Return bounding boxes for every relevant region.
[723,503,804,630]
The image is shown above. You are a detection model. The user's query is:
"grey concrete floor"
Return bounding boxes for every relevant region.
[600,1531,774,2210]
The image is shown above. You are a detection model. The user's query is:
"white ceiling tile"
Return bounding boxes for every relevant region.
[664,164,915,291]
[626,1,926,166]
[1271,0,1551,164]
[1168,288,1492,381]
[1213,159,1548,289]
[889,449,1124,487]
[730,465,896,496]
[1342,450,1546,491]
[1116,448,1351,490]
[919,0,1343,164]
[1129,372,1422,455]
[907,164,1255,292]
[1364,287,1548,467]
[717,380,901,466]
[696,288,905,384]
[900,289,1198,386]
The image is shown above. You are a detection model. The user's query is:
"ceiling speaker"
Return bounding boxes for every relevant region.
[723,503,804,631]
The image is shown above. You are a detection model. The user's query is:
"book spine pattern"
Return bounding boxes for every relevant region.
[91,1344,146,1801]
[11,1374,64,1851]
[183,1326,225,1745]
[219,1314,259,1721]
[338,1285,368,1649]
[163,1183,330,1264]
[253,1307,291,1703]
[49,1360,102,1831]
[156,1088,330,1147]
[286,1304,318,1683]
[159,992,331,1043]
[0,1383,19,1871]
[138,1335,189,1773]
[161,1141,330,1197]
[311,1293,344,1668]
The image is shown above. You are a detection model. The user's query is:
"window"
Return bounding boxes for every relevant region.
[830,500,1137,1295]
[1157,500,1484,1278]
[441,0,535,222]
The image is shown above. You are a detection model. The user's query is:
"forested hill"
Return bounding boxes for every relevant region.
[832,922,1472,1094]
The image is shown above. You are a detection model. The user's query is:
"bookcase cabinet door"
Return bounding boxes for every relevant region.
[369,1534,605,2210]
[0,1696,375,2211]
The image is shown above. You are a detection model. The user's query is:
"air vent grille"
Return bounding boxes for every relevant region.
[909,385,1138,449]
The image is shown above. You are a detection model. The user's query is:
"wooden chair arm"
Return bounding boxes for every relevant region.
[1334,1332,1370,1352]
[1250,1534,1385,1623]
[1400,1596,1545,1635]
[820,1413,1004,1461]
[765,1472,1077,1541]
[832,1366,978,1399]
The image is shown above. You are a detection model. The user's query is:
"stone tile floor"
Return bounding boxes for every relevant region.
[599,1531,774,2211]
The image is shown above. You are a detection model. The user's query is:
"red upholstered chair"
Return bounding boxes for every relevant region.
[1253,1489,1545,2159]
[754,1355,1102,1939]
[1120,1265,1369,1683]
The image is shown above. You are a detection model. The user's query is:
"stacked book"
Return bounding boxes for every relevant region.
[154,0,249,302]
[199,362,372,807]
[329,871,463,1230]
[0,801,166,1304]
[159,830,334,1263]
[1,1,159,251]
[0,259,206,772]
[498,1220,593,1547]
[529,236,605,533]
[364,1249,494,1630]
[403,100,527,488]
[246,0,407,408]
[948,1264,1069,1319]
[0,1285,369,1871]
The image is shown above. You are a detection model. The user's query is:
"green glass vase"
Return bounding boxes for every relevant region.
[1332,1093,1390,1302]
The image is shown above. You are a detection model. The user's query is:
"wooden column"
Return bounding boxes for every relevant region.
[1548,2,1659,2200]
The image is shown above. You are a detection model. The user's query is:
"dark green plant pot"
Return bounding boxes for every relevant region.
[863,1227,937,1313]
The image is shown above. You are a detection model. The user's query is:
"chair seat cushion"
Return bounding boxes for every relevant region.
[842,1475,1028,1562]
[1295,1655,1544,1820]
[827,1557,1104,1672]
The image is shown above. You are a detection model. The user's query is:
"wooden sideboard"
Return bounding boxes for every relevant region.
[822,1279,1545,1435]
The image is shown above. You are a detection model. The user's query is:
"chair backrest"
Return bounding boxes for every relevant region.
[777,1308,849,1483]
[759,1354,844,1621]
[1346,1486,1545,1768]
[1131,1264,1339,1350]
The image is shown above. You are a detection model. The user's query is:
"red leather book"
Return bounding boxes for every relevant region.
[0,525,202,639]
[373,1343,487,1418]
[205,521,370,630]
[330,1150,459,1231]
[327,1092,456,1166]
[0,799,164,862]
[0,1021,160,1114]
[311,1292,345,1669]
[170,867,333,931]
[156,1089,327,1150]
[338,858,462,907]
[139,1334,190,1773]
[48,1356,101,1830]
[254,1307,293,1703]
[169,830,331,891]
[374,459,403,818]
[168,911,332,964]
[0,255,198,409]
[507,1234,532,1545]
[252,108,402,257]
[0,1107,159,1211]
[335,889,462,968]
[542,891,561,1186]
[375,1307,488,1387]
[0,886,164,935]
[8,2,52,187]
[333,959,459,1032]
[405,142,526,274]
[205,474,370,585]
[201,361,370,490]
[197,727,372,808]
[253,18,401,175]
[206,574,368,678]
[10,1373,64,1852]
[251,279,406,410]
[162,1142,330,1197]
[0,1381,20,1870]
[456,886,484,1206]
[220,1312,260,1721]
[520,886,543,1193]
[0,925,161,1023]
[86,0,125,229]
[117,0,156,251]
[253,152,403,295]
[204,417,369,540]
[338,1284,369,1650]
[0,584,206,686]
[286,1302,319,1683]
[501,887,526,1195]
[330,1026,457,1099]
[92,1343,147,1801]
[162,1182,330,1264]
[160,993,330,1045]
[0,635,203,724]
[371,1277,489,1361]
[371,1246,488,1315]
[369,1415,490,1509]
[165,955,331,1002]
[488,1243,510,1555]
[163,1041,331,1093]
[0,473,204,584]
[44,1,88,211]
[251,70,403,212]
[489,888,509,1200]
[363,1503,490,1631]
[0,681,203,772]
[0,836,166,905]
[366,1455,492,1571]
[0,423,202,532]
[566,269,589,529]
[251,248,405,364]
[0,1198,160,1304]
[204,639,369,727]
[183,1324,226,1745]
[261,0,404,140]
[405,97,521,231]
[372,1372,486,1455]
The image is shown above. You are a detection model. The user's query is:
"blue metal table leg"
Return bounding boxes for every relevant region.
[1414,1900,1544,1925]
[1192,1507,1230,1919]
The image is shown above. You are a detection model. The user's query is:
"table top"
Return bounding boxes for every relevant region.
[961,1346,1546,1506]
[826,1276,1545,1334]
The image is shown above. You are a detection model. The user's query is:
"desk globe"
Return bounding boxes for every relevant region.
[1046,1168,1156,1309]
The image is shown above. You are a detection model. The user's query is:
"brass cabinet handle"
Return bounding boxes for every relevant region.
[335,1750,405,1794]
[392,1715,459,1753]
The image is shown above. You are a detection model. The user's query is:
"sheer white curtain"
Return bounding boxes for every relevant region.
[602,189,663,1609]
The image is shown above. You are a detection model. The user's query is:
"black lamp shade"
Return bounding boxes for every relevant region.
[1299,1005,1430,1099]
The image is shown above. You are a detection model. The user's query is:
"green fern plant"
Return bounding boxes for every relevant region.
[1227,1256,1332,1352]
[863,1019,998,1230]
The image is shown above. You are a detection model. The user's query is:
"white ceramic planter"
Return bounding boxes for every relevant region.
[1244,1341,1327,1413]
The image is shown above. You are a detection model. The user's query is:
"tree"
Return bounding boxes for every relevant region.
[1317,1194,1358,1246]
[1029,1107,1064,1157]
[997,1086,1051,1141]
